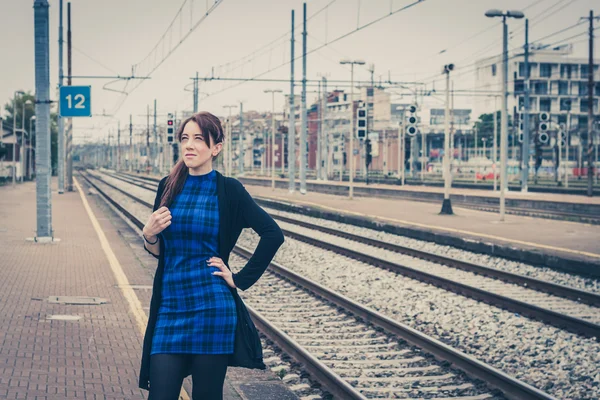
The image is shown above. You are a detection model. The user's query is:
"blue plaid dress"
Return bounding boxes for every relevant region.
[151,170,237,355]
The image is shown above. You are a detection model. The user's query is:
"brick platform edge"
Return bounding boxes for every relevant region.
[256,197,600,279]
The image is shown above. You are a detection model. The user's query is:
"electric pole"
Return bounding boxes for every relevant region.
[265,89,282,190]
[299,2,307,194]
[65,1,73,191]
[153,99,157,174]
[117,121,121,171]
[289,9,296,193]
[584,10,597,196]
[522,18,531,192]
[239,102,244,175]
[57,0,65,194]
[129,114,133,172]
[146,104,150,173]
[34,0,53,239]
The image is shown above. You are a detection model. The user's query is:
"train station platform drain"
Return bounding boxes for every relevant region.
[47,296,108,305]
[47,315,81,321]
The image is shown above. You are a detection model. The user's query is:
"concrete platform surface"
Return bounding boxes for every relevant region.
[0,178,298,400]
[241,174,600,205]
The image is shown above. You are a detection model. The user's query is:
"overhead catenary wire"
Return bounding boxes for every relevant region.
[105,0,224,117]
[405,0,579,85]
[199,0,426,102]
[209,0,338,77]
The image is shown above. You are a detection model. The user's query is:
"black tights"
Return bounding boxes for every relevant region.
[148,354,229,400]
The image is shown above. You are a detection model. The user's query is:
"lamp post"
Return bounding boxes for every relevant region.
[440,63,454,215]
[340,59,365,200]
[482,138,487,159]
[485,9,524,221]
[29,115,37,180]
[264,89,283,190]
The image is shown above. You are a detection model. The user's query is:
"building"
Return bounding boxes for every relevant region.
[474,44,600,133]
[0,124,29,181]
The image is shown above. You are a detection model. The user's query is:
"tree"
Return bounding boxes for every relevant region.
[3,91,58,176]
[472,111,500,148]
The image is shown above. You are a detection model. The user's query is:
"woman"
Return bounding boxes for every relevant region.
[138,111,284,399]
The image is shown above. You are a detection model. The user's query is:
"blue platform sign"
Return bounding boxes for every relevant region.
[59,86,91,117]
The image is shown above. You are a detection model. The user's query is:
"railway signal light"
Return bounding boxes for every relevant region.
[356,104,367,139]
[406,105,418,136]
[538,112,549,144]
[167,113,175,143]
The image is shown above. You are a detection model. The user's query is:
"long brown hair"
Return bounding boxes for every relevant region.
[159,111,225,208]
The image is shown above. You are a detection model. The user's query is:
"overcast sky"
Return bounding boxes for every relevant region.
[1,0,598,143]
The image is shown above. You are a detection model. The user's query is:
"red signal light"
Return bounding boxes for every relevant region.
[168,120,173,126]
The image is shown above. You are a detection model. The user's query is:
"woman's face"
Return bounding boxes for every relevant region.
[179,120,222,172]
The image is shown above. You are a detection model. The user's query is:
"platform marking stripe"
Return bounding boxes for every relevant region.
[74,177,190,400]
[259,195,600,260]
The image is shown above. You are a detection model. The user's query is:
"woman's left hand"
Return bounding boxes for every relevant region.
[209,257,237,289]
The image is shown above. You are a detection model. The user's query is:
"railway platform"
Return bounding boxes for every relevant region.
[238,178,600,278]
[0,178,298,400]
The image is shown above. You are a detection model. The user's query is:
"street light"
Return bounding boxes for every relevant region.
[485,8,524,221]
[440,63,455,215]
[264,89,283,191]
[340,59,365,200]
[29,115,37,180]
[482,137,487,159]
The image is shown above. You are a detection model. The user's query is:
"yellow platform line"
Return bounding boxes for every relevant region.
[258,194,600,260]
[74,177,190,400]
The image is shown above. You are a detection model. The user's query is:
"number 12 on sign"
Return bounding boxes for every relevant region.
[59,86,91,117]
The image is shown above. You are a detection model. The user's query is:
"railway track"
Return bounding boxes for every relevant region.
[79,170,557,399]
[110,170,600,225]
[97,170,600,340]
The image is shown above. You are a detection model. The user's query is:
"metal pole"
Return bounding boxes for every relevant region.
[586,10,594,197]
[193,71,198,113]
[238,105,244,176]
[441,68,453,214]
[566,111,570,188]
[239,103,243,176]
[12,93,17,187]
[117,121,121,171]
[58,0,64,193]
[349,63,355,199]
[317,80,322,180]
[29,116,35,180]
[153,99,157,174]
[421,130,425,181]
[493,96,498,191]
[65,2,73,191]
[522,18,530,192]
[21,103,26,182]
[299,2,307,194]
[272,92,276,189]
[146,104,150,173]
[281,99,286,176]
[322,76,328,180]
[34,0,53,239]
[500,16,509,220]
[129,114,133,172]
[289,9,296,193]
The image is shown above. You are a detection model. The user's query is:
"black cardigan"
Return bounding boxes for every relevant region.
[139,170,284,390]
